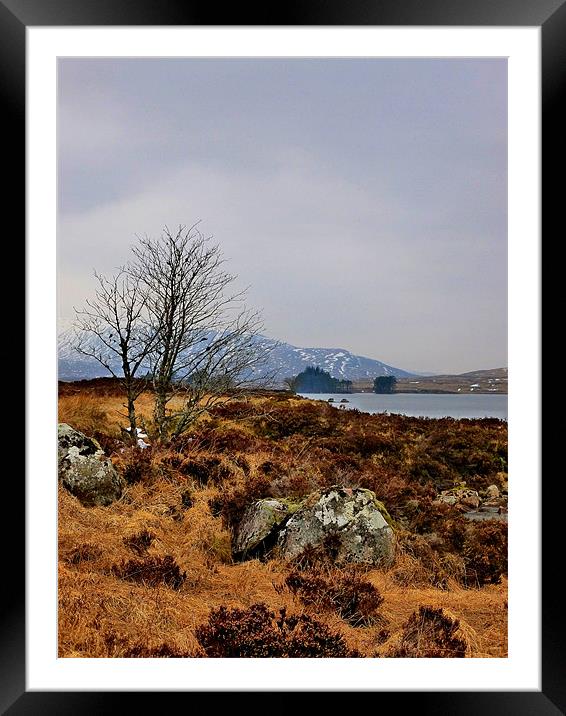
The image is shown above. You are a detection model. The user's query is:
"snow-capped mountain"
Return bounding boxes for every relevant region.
[57,320,414,384]
[263,343,413,382]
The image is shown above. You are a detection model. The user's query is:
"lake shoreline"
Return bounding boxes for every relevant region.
[298,391,508,420]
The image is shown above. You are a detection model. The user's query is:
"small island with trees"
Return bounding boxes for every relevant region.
[373,375,397,394]
[287,367,400,395]
[287,366,353,394]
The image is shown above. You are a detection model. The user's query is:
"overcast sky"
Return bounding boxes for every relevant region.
[58,58,507,374]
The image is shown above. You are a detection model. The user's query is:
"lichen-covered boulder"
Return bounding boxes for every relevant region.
[233,499,296,560]
[58,423,124,506]
[60,454,124,507]
[277,486,395,567]
[58,423,104,462]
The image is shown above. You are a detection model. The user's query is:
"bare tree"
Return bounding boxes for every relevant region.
[73,269,157,441]
[129,224,273,441]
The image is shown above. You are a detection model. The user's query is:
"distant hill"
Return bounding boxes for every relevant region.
[57,321,414,384]
[391,367,507,394]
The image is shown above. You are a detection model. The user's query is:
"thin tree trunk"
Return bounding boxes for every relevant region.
[153,389,168,442]
[126,394,138,444]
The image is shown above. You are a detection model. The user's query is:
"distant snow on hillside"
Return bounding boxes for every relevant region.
[57,323,414,383]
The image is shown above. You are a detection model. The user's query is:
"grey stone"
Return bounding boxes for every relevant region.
[58,423,124,506]
[437,487,481,512]
[60,454,124,507]
[233,499,295,559]
[278,486,395,567]
[58,423,104,463]
[459,493,481,510]
[485,484,500,499]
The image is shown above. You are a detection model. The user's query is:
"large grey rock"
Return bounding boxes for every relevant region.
[278,486,395,567]
[58,423,104,462]
[58,423,124,506]
[233,499,296,559]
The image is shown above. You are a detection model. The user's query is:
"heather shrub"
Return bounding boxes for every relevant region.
[115,447,154,485]
[209,472,273,530]
[408,497,461,535]
[180,456,233,485]
[270,464,323,498]
[91,431,123,456]
[426,428,506,480]
[357,470,428,519]
[285,568,385,627]
[196,426,260,453]
[318,430,397,458]
[393,533,465,589]
[256,402,340,439]
[387,606,468,658]
[463,520,508,586]
[231,454,251,475]
[123,529,155,556]
[258,458,289,479]
[288,534,344,570]
[111,555,186,590]
[195,603,359,657]
[180,489,194,509]
[407,450,454,485]
[209,400,256,420]
[437,517,468,554]
[404,423,507,489]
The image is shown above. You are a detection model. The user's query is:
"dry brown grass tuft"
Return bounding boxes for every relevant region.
[58,394,111,437]
[383,605,476,658]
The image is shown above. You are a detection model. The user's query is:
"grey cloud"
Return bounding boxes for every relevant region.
[58,58,507,374]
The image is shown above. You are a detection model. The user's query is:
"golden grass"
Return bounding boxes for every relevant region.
[58,479,507,658]
[58,388,507,658]
[59,391,193,437]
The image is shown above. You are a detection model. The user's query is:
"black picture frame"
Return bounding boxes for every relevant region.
[9,0,562,710]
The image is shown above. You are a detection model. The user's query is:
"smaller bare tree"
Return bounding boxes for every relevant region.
[130,224,274,441]
[73,269,157,441]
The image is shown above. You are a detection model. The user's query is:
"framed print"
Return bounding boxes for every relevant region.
[7,0,563,710]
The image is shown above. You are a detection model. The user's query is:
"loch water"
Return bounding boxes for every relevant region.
[298,393,507,420]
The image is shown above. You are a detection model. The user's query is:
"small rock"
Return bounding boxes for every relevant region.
[485,485,500,499]
[483,497,507,510]
[438,494,458,506]
[437,487,481,512]
[459,494,481,510]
